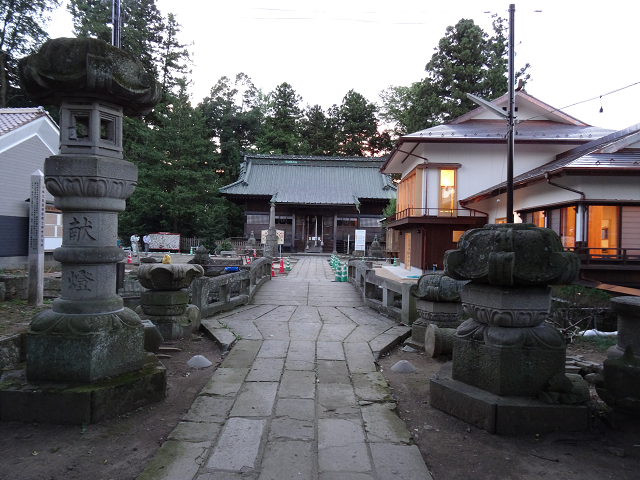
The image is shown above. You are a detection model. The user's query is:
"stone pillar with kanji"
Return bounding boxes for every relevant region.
[19,38,161,383]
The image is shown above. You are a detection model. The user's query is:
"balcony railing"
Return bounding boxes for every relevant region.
[565,247,640,266]
[385,207,488,223]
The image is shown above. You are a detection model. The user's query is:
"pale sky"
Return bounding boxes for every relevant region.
[49,0,640,131]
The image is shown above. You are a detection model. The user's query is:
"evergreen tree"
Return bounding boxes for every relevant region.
[0,0,60,107]
[199,73,262,185]
[380,17,530,135]
[120,80,235,238]
[68,0,164,76]
[300,104,338,156]
[257,82,302,154]
[336,90,392,156]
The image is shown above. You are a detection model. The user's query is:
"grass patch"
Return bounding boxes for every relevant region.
[572,334,617,351]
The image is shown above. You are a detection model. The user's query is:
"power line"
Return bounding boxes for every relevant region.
[522,81,640,122]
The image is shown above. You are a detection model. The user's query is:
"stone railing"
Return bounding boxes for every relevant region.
[348,260,417,325]
[191,258,271,317]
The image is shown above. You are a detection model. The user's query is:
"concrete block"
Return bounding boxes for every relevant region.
[246,357,284,382]
[279,370,316,399]
[256,340,289,358]
[229,381,278,417]
[351,372,393,402]
[258,441,314,480]
[344,342,376,374]
[316,341,345,360]
[285,340,316,371]
[222,339,261,368]
[362,402,411,444]
[318,418,371,473]
[268,417,315,441]
[200,368,249,397]
[137,440,212,480]
[183,396,234,423]
[206,418,267,471]
[168,421,222,442]
[275,398,315,421]
[317,360,350,384]
[495,396,590,435]
[370,444,432,480]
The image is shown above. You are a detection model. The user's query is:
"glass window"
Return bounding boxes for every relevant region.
[438,169,456,216]
[532,211,545,228]
[560,207,576,248]
[247,214,269,224]
[588,206,619,254]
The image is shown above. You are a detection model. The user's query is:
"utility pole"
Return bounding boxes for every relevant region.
[112,0,121,48]
[506,3,515,223]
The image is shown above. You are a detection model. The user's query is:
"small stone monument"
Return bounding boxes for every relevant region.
[136,262,204,340]
[368,234,384,259]
[430,224,590,434]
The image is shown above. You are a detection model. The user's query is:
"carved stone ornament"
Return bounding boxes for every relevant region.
[456,319,565,349]
[29,307,142,336]
[18,37,161,115]
[137,263,204,291]
[444,223,580,286]
[410,272,468,302]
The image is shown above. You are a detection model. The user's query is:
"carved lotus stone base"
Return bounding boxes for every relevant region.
[462,283,551,327]
[26,308,144,383]
[416,299,464,327]
[452,320,566,396]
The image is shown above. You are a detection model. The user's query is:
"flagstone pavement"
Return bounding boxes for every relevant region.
[137,256,432,480]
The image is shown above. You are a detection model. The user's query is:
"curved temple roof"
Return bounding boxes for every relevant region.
[220,154,396,205]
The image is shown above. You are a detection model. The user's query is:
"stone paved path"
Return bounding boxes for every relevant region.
[137,256,432,480]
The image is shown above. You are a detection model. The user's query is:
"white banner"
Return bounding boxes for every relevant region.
[355,229,366,251]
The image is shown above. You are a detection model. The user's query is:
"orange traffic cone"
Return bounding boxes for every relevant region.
[254,249,257,257]
[279,257,285,274]
[247,256,251,264]
[271,262,276,277]
[127,251,132,264]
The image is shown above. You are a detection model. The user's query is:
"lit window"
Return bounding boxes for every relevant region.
[438,169,456,216]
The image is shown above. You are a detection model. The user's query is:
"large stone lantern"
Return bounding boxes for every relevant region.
[19,38,161,383]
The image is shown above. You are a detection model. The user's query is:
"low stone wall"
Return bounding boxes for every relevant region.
[0,333,24,371]
[0,275,62,301]
[348,260,417,325]
[191,258,271,318]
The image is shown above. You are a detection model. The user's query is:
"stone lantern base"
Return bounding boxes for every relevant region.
[26,308,144,384]
[0,353,166,424]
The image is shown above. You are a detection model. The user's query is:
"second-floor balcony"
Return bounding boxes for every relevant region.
[384,207,488,227]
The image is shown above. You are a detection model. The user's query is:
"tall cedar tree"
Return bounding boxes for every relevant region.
[199,73,262,185]
[257,82,303,154]
[0,0,60,107]
[68,0,164,77]
[380,17,530,136]
[119,80,228,238]
[300,104,339,156]
[336,90,392,156]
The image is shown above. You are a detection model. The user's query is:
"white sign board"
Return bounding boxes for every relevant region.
[261,230,284,244]
[355,229,366,251]
[150,232,180,251]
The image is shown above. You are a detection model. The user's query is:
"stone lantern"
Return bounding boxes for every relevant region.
[18,38,161,384]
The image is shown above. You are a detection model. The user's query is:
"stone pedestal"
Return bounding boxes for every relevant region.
[607,296,640,359]
[138,290,201,341]
[596,347,640,415]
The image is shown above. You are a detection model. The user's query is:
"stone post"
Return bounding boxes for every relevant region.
[28,169,45,306]
[19,37,161,383]
[265,201,278,259]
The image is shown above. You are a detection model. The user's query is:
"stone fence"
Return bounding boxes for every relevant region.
[191,258,271,318]
[348,260,417,325]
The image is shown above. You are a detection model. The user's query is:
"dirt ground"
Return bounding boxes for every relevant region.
[2,297,639,480]
[378,341,640,480]
[0,333,222,480]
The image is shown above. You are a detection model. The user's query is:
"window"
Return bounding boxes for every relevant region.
[246,214,270,224]
[438,169,456,216]
[560,207,576,248]
[338,217,357,226]
[397,171,416,218]
[532,211,545,228]
[588,206,619,254]
[359,217,381,228]
[275,216,292,225]
[495,217,507,224]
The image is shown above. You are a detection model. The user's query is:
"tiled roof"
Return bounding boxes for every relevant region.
[220,154,396,205]
[461,124,640,203]
[403,119,613,143]
[0,107,49,136]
